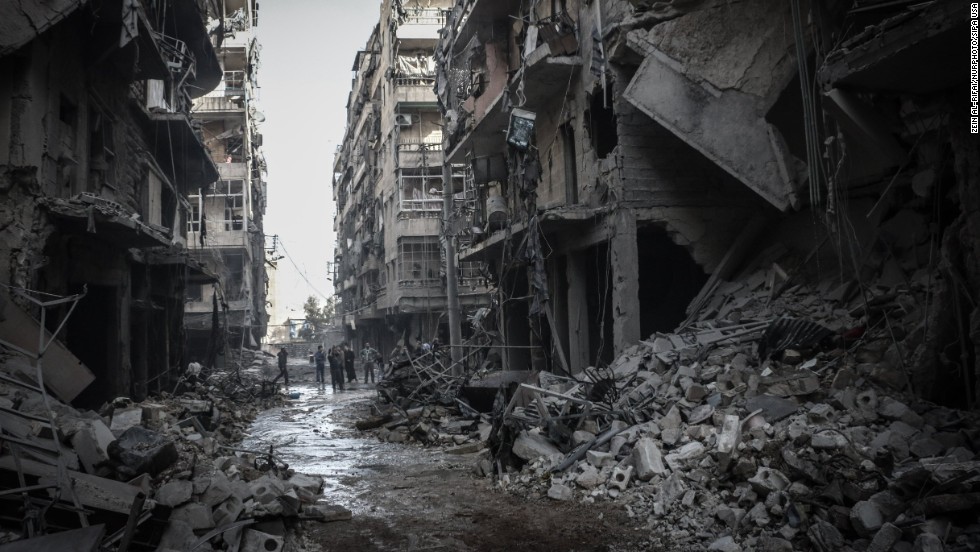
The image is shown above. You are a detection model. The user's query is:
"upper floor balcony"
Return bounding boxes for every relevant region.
[396,8,447,48]
[394,77,436,106]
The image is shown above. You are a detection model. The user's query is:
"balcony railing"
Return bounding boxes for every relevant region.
[400,9,447,26]
[193,96,245,112]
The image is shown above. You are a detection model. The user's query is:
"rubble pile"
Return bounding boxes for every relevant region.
[0,351,347,550]
[479,234,980,551]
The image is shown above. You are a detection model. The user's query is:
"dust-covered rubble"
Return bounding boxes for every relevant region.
[0,349,347,550]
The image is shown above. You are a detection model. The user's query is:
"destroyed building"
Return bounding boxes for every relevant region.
[429,0,979,407]
[0,0,226,405]
[185,0,270,361]
[333,0,490,354]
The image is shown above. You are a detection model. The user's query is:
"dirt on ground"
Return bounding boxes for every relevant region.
[243,369,652,551]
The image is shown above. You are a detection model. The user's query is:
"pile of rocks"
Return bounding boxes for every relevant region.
[478,230,980,551]
[0,352,347,551]
[358,404,492,455]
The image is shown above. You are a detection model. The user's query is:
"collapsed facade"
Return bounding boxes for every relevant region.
[185,0,270,363]
[0,0,227,406]
[427,0,978,406]
[333,0,490,355]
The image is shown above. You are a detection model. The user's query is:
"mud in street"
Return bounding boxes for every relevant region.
[241,365,650,551]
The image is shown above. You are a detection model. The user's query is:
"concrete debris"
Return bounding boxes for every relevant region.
[0,349,339,549]
[350,213,980,551]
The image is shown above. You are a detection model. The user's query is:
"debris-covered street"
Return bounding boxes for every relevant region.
[1,0,978,550]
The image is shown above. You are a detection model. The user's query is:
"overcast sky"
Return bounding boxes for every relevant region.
[257,0,381,320]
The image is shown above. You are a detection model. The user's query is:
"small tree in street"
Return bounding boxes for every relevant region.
[300,295,336,339]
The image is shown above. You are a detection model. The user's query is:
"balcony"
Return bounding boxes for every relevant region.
[396,8,447,48]
[395,77,437,106]
[193,96,245,113]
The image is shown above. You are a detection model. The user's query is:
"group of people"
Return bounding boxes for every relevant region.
[311,342,380,390]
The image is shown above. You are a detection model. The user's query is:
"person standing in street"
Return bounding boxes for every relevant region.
[329,345,345,391]
[313,345,327,386]
[343,343,358,384]
[274,347,289,387]
[360,342,379,384]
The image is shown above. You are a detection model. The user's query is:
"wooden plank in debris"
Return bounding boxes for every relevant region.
[0,456,142,515]
[0,524,105,552]
[0,297,95,402]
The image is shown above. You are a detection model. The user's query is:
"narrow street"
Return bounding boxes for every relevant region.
[242,363,649,551]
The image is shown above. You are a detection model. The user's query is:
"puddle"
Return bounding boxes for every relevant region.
[240,374,409,514]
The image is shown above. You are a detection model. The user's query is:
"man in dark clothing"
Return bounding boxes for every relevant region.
[274,347,289,386]
[313,345,326,385]
[328,346,345,391]
[343,344,357,384]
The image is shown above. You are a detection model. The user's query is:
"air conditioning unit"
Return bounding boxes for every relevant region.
[395,114,413,126]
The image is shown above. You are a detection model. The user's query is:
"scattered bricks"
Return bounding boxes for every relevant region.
[242,529,284,552]
[512,429,561,461]
[547,482,573,501]
[170,502,215,531]
[631,437,668,481]
[288,473,324,502]
[685,383,709,402]
[807,404,837,423]
[913,533,944,552]
[660,405,683,430]
[867,522,903,552]
[850,500,883,537]
[140,403,167,424]
[586,450,615,468]
[303,504,352,522]
[609,466,633,491]
[716,414,741,471]
[664,442,706,472]
[249,475,286,506]
[213,495,244,527]
[155,480,193,507]
[609,435,628,457]
[811,430,848,449]
[748,467,790,496]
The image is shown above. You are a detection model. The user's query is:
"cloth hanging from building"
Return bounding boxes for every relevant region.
[397,54,436,77]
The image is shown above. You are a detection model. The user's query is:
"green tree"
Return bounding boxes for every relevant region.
[300,295,336,339]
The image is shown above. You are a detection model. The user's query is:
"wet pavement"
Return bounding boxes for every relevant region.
[240,366,440,514]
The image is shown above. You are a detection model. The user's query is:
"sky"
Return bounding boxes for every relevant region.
[257,0,381,321]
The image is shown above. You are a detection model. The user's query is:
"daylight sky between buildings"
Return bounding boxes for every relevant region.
[258,0,382,320]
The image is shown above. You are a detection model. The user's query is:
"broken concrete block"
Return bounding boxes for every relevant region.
[659,405,683,429]
[156,519,198,552]
[850,500,883,537]
[547,482,573,501]
[249,475,286,506]
[664,442,706,472]
[304,504,352,522]
[178,399,211,414]
[745,394,798,422]
[213,495,244,527]
[242,529,283,552]
[631,437,668,481]
[913,533,944,552]
[155,480,193,507]
[512,429,560,461]
[109,408,143,434]
[107,426,177,476]
[609,435,628,457]
[575,464,602,490]
[70,419,115,474]
[609,465,633,491]
[811,430,848,449]
[170,502,215,531]
[571,430,595,447]
[586,450,615,468]
[867,522,903,552]
[748,467,790,496]
[716,414,741,471]
[707,535,741,552]
[201,470,233,507]
[140,403,167,424]
[287,473,324,500]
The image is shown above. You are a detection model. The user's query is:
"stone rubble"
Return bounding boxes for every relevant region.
[0,349,347,550]
[356,226,980,551]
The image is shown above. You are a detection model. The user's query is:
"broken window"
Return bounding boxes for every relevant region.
[396,238,441,286]
[188,199,201,233]
[561,123,578,204]
[186,283,204,302]
[399,167,442,212]
[214,179,246,231]
[586,83,617,159]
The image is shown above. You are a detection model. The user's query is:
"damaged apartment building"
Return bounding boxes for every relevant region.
[0,0,228,406]
[429,0,978,405]
[333,0,490,354]
[184,0,270,362]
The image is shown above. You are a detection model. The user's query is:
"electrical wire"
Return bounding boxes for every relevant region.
[275,237,332,302]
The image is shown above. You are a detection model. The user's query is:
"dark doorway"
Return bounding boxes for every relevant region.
[636,226,707,336]
[68,285,119,407]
